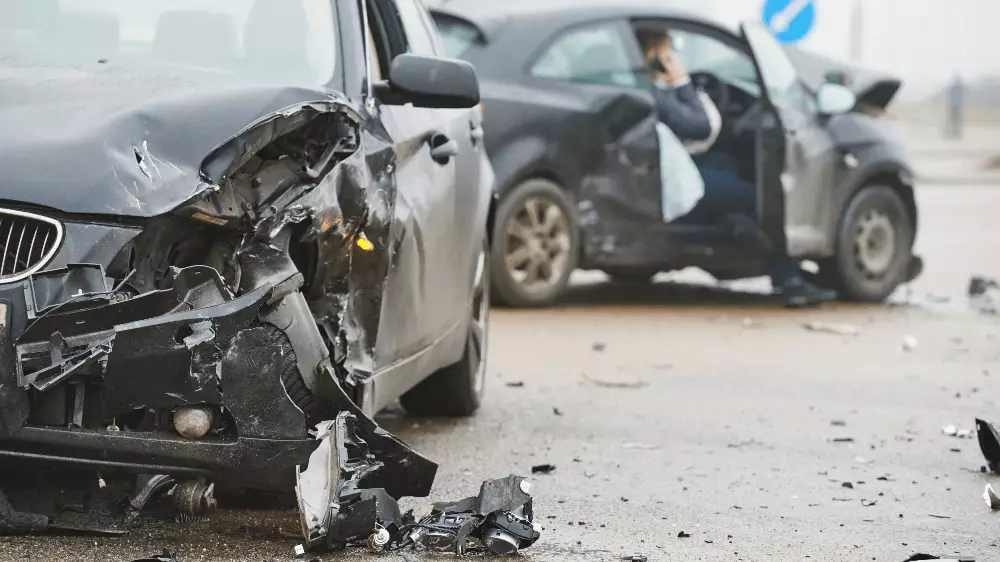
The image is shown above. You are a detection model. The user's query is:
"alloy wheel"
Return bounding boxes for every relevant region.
[503,197,571,294]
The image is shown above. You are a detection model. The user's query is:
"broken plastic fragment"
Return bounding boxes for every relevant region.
[983,483,1000,510]
[976,418,1000,473]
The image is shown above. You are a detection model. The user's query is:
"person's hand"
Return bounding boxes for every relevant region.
[663,54,689,86]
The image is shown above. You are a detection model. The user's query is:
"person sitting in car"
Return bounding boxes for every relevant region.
[637,27,837,308]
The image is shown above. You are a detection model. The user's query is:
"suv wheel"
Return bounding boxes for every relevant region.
[828,185,915,301]
[491,179,578,307]
[401,240,489,417]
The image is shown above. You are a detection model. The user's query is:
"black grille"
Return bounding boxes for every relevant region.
[0,211,60,281]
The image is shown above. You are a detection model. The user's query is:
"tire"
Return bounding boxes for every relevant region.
[604,268,659,285]
[827,185,915,302]
[263,323,327,420]
[401,240,489,417]
[490,179,579,308]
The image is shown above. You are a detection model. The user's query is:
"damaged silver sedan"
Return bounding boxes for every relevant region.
[0,0,500,551]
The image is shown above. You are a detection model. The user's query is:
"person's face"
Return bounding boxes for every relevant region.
[646,37,672,63]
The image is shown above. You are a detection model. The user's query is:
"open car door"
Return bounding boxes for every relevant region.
[739,21,805,254]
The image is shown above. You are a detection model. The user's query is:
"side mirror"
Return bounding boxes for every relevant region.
[816,82,857,116]
[375,54,480,109]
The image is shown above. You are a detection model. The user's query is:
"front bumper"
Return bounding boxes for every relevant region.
[0,264,318,491]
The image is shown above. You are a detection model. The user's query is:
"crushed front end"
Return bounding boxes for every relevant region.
[0,97,435,533]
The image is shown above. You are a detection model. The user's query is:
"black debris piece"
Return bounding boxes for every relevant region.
[553,408,563,416]
[842,482,854,489]
[506,381,525,388]
[621,556,648,562]
[831,420,847,427]
[531,464,556,475]
[592,342,606,352]
[976,418,1000,473]
[950,448,962,453]
[928,514,952,519]
[621,497,629,502]
[833,498,852,502]
[861,499,877,507]
[677,531,691,538]
[295,413,541,555]
[904,555,975,561]
[832,437,855,443]
[969,276,998,297]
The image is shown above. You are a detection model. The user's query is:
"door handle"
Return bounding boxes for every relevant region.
[429,133,458,165]
[470,125,485,145]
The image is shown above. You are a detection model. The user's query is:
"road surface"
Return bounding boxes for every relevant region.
[3,184,1000,561]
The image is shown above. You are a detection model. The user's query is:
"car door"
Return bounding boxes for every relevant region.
[528,20,663,256]
[740,22,838,256]
[367,0,469,383]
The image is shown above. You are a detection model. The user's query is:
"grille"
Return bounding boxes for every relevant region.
[0,209,62,283]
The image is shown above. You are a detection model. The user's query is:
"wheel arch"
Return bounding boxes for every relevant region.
[834,161,918,247]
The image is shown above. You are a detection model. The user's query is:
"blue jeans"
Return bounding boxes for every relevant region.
[681,153,800,286]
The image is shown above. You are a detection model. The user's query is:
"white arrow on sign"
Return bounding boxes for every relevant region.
[769,0,811,34]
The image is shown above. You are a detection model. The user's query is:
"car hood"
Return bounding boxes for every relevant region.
[783,46,902,113]
[0,57,340,217]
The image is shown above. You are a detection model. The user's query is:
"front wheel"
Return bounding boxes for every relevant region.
[401,240,489,417]
[827,185,915,301]
[490,179,578,308]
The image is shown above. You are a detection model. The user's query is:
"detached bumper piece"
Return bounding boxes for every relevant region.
[296,412,541,556]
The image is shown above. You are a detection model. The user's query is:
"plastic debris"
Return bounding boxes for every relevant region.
[983,484,1000,510]
[901,335,918,352]
[531,464,556,475]
[942,425,974,439]
[976,418,1000,473]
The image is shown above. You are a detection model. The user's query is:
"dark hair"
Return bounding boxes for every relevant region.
[636,28,671,56]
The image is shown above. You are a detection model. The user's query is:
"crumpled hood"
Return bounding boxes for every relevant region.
[784,46,902,113]
[0,57,338,217]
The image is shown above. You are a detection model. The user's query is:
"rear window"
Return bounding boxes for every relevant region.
[429,12,484,58]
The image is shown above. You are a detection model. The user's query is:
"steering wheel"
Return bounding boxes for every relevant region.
[690,71,731,114]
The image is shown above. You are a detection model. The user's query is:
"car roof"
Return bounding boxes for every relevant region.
[427,0,735,41]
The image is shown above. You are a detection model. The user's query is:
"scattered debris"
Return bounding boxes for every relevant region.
[942,425,974,439]
[592,342,606,352]
[677,531,691,538]
[842,482,854,489]
[984,484,1000,510]
[832,498,852,502]
[553,408,563,416]
[831,420,847,427]
[901,335,918,352]
[969,275,1000,315]
[294,413,540,555]
[803,322,861,336]
[581,373,647,389]
[861,499,877,507]
[506,381,525,388]
[832,437,855,443]
[976,418,1000,473]
[927,514,952,519]
[622,442,659,450]
[904,555,975,562]
[622,556,648,562]
[531,464,556,475]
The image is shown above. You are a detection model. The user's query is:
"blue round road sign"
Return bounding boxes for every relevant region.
[761,0,816,45]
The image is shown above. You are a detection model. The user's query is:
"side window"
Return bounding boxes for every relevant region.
[393,0,436,55]
[667,30,759,94]
[530,23,637,88]
[741,23,813,111]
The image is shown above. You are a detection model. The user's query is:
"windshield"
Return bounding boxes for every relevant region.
[430,13,484,58]
[0,0,338,86]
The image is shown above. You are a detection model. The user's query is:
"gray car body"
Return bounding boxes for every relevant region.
[431,0,915,279]
[0,0,492,495]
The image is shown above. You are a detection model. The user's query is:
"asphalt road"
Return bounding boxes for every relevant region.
[3,184,1000,561]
